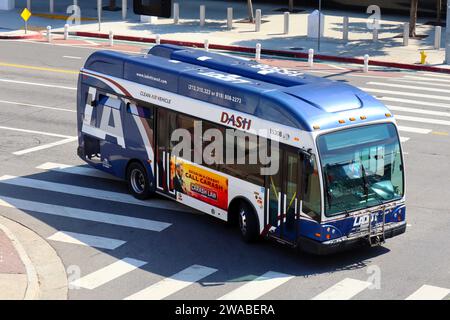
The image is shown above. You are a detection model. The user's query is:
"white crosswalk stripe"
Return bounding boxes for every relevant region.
[400,137,410,143]
[388,105,450,117]
[397,126,432,134]
[395,115,450,126]
[125,265,218,300]
[36,162,121,180]
[312,278,372,300]
[406,285,450,300]
[379,97,450,110]
[0,174,181,210]
[402,75,450,83]
[361,87,450,101]
[390,78,450,88]
[70,258,147,290]
[417,72,450,79]
[47,231,126,250]
[218,271,294,300]
[367,82,449,94]
[0,196,171,231]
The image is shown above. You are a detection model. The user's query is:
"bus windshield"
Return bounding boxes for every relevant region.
[317,123,404,217]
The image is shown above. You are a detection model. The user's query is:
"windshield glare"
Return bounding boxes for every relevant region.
[317,123,404,217]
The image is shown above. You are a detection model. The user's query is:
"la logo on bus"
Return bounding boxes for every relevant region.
[220,111,252,130]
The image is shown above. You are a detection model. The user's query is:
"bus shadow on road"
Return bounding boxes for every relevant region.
[0,170,393,297]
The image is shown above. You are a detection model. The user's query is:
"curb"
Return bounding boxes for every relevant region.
[0,215,68,300]
[0,220,39,300]
[0,32,42,40]
[71,31,450,74]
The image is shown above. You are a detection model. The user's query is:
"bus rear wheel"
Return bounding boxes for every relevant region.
[238,203,259,243]
[127,162,152,200]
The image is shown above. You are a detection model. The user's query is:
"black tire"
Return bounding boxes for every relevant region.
[126,162,152,200]
[238,202,259,242]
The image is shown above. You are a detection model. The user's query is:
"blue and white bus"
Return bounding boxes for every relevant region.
[76,44,406,255]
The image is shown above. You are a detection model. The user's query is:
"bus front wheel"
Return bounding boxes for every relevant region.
[127,162,152,200]
[238,203,259,243]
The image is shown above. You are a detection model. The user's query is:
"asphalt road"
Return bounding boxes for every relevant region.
[0,39,449,300]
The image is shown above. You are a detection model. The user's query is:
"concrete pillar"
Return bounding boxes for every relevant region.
[283,12,289,34]
[200,5,205,27]
[446,3,450,64]
[227,7,233,30]
[435,26,442,49]
[255,9,261,32]
[122,0,127,20]
[255,43,261,61]
[343,16,349,41]
[173,3,179,24]
[403,22,409,46]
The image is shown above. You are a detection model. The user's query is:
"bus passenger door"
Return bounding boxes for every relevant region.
[156,108,177,197]
[266,146,300,243]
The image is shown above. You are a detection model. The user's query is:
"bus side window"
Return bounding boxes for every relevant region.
[127,102,154,120]
[222,129,264,186]
[302,155,321,221]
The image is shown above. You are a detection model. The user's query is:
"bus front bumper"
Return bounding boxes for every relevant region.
[298,221,407,255]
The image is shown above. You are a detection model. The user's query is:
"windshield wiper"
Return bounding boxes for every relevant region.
[360,162,369,201]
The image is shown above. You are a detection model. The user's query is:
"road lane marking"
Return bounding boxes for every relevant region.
[0,125,73,138]
[361,88,450,102]
[63,56,82,60]
[403,75,450,83]
[218,271,294,300]
[0,78,76,90]
[13,136,78,155]
[367,82,449,94]
[400,137,410,142]
[388,105,450,117]
[312,278,372,300]
[417,72,450,80]
[397,126,432,134]
[125,265,218,300]
[0,100,75,112]
[390,78,450,88]
[431,131,449,136]
[0,62,78,75]
[70,258,147,290]
[47,231,126,250]
[0,196,171,231]
[395,115,450,126]
[0,175,183,211]
[406,285,450,300]
[36,162,120,180]
[378,97,450,109]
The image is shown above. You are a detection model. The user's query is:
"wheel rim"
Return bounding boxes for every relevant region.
[239,209,247,235]
[130,168,145,194]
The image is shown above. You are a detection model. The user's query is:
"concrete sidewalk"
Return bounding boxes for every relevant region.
[0,0,448,66]
[0,215,68,300]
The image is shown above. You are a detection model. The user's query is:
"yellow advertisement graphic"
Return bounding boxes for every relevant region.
[170,157,228,210]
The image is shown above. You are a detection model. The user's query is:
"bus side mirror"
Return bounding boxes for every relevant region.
[304,157,314,175]
[299,149,314,175]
